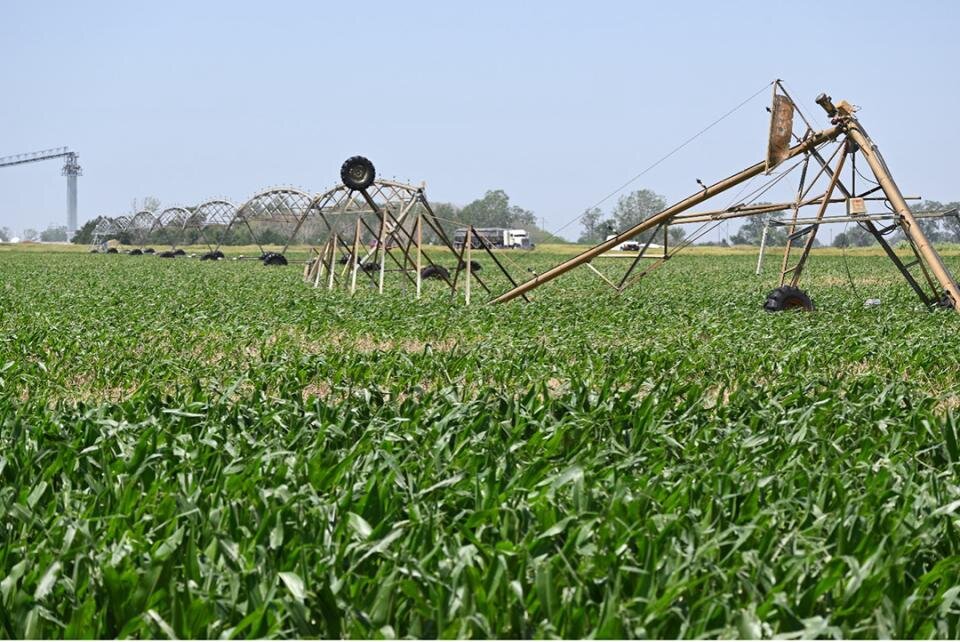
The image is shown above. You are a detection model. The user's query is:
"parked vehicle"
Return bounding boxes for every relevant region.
[454,227,532,249]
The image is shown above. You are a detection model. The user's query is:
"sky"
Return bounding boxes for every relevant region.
[1,0,958,242]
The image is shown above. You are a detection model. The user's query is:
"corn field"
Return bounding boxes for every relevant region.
[1,248,959,638]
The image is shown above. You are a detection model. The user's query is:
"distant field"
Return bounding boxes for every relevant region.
[1,247,959,638]
[9,239,960,257]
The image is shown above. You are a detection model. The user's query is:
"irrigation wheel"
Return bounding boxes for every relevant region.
[262,252,288,266]
[421,265,450,280]
[340,156,376,191]
[764,285,814,312]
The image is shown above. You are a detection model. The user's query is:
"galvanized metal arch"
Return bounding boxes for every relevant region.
[92,216,126,236]
[236,187,314,224]
[231,187,315,254]
[125,210,159,247]
[304,179,428,259]
[187,199,238,229]
[150,206,194,248]
[112,215,133,232]
[306,179,424,218]
[127,210,158,231]
[90,215,130,250]
[155,206,192,231]
[187,199,239,250]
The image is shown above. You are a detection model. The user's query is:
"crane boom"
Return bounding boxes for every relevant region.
[0,147,82,237]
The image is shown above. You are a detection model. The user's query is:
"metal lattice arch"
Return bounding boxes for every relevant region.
[308,179,425,222]
[153,206,193,247]
[185,199,238,250]
[304,179,432,252]
[90,215,130,250]
[223,187,314,254]
[301,166,515,303]
[125,211,159,248]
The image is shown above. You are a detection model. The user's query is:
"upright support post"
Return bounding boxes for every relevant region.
[378,215,387,294]
[465,227,473,305]
[788,148,847,287]
[351,219,361,295]
[327,233,337,291]
[756,222,769,276]
[777,155,811,286]
[314,238,329,288]
[415,213,422,299]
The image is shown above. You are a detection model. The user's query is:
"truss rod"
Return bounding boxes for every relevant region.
[490,125,842,304]
[768,209,958,227]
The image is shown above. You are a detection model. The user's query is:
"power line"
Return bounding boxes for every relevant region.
[550,80,775,239]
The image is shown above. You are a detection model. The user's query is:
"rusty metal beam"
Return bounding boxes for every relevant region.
[819,94,960,309]
[490,125,842,304]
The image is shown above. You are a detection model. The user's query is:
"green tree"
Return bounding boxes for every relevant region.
[0,226,10,242]
[668,227,687,244]
[40,224,68,242]
[577,207,605,243]
[914,201,944,242]
[71,218,103,244]
[425,201,462,244]
[610,189,667,232]
[937,202,960,242]
[730,205,787,245]
[460,190,535,229]
[832,225,874,248]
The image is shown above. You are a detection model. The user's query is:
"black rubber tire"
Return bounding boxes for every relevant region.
[173,248,186,256]
[420,265,450,280]
[129,248,143,256]
[158,250,176,258]
[361,261,380,273]
[340,156,376,191]
[263,253,288,266]
[143,248,155,254]
[937,291,955,308]
[764,286,814,312]
[106,247,119,254]
[200,252,214,261]
[458,260,482,272]
[212,250,225,259]
[338,255,351,265]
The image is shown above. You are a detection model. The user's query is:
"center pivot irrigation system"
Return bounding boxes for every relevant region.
[90,81,960,313]
[488,82,960,312]
[301,157,525,304]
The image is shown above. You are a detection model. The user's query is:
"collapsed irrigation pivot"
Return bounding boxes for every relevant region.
[86,81,960,315]
[5,77,960,639]
[301,156,527,304]
[492,82,960,313]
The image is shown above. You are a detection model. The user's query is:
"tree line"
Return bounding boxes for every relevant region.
[576,189,960,248]
[0,223,69,243]
[578,189,689,246]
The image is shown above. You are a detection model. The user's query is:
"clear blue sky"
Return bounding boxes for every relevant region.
[1,0,958,241]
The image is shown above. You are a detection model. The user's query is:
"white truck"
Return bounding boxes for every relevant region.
[605,234,662,252]
[454,227,532,249]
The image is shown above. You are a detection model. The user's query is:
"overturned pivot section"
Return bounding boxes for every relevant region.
[491,82,960,313]
[303,156,523,303]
